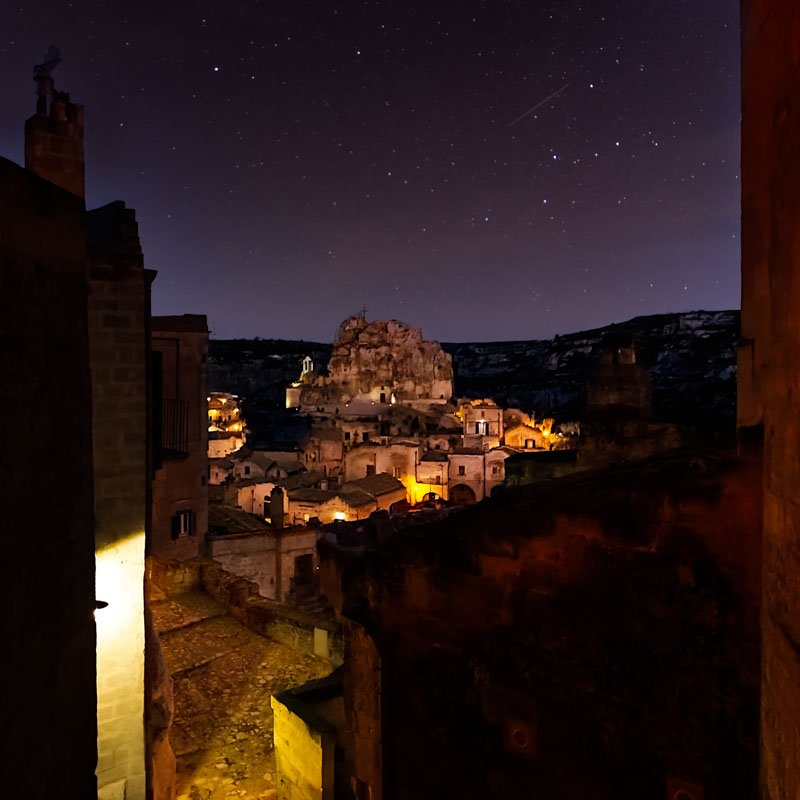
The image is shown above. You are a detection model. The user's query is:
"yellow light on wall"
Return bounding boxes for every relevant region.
[95,532,147,798]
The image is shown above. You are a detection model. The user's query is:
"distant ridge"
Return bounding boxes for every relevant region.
[209,310,739,428]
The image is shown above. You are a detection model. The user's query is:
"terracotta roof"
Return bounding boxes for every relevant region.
[342,473,405,497]
[337,489,377,507]
[421,451,449,462]
[208,504,269,534]
[288,488,336,504]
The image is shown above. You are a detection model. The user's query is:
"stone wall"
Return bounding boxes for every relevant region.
[1,157,98,799]
[151,316,209,561]
[87,200,150,800]
[322,449,760,799]
[272,691,336,800]
[740,2,800,797]
[147,557,343,664]
[208,531,279,598]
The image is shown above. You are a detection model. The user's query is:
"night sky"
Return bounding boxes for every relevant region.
[1,1,739,342]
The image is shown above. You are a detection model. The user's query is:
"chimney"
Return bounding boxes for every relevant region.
[24,47,85,199]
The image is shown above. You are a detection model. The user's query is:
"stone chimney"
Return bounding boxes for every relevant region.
[24,49,85,199]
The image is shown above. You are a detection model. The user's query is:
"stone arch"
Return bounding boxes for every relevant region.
[450,483,477,505]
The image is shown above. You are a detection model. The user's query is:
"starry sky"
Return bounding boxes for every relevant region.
[0,1,739,342]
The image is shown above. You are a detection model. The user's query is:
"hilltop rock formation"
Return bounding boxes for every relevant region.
[289,316,453,409]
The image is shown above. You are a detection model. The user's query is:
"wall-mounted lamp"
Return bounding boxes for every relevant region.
[95,600,109,610]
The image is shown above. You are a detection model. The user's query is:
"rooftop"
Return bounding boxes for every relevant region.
[208,504,269,535]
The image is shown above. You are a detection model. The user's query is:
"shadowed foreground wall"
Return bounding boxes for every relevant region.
[0,157,97,797]
[321,449,760,800]
[740,1,800,797]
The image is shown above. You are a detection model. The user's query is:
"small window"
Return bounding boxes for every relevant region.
[362,432,370,442]
[170,510,193,540]
[492,465,501,475]
[458,465,466,476]
[393,466,403,479]
[244,465,251,476]
[366,464,376,477]
[344,431,351,441]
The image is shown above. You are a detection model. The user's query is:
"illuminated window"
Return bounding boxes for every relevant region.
[475,421,489,435]
[393,467,403,479]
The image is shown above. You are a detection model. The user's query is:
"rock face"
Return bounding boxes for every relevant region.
[296,316,453,407]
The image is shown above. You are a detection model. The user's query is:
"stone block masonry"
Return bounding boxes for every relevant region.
[272,692,336,800]
[88,201,149,800]
[740,3,800,797]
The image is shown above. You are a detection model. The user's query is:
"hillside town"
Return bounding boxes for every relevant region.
[208,314,572,526]
[6,8,800,800]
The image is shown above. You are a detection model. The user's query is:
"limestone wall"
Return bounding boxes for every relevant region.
[208,531,279,598]
[87,201,149,800]
[322,450,760,798]
[740,2,800,797]
[147,557,343,664]
[271,693,335,800]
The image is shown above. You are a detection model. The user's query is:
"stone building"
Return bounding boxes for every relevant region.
[461,400,504,450]
[2,62,155,799]
[287,315,453,410]
[447,446,511,504]
[273,473,408,526]
[2,111,98,800]
[740,2,800,796]
[207,391,245,457]
[206,506,319,602]
[150,315,210,562]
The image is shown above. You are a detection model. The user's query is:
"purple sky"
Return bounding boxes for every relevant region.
[1,1,739,342]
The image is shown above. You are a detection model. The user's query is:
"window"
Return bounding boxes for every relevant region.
[393,467,403,479]
[170,510,193,540]
[362,432,370,442]
[244,465,251,476]
[475,421,489,435]
[492,465,501,476]
[458,465,466,476]
[344,431,351,441]
[366,464,376,477]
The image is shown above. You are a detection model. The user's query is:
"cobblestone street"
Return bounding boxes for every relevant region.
[151,591,331,800]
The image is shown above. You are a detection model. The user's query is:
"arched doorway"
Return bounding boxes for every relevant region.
[450,483,477,505]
